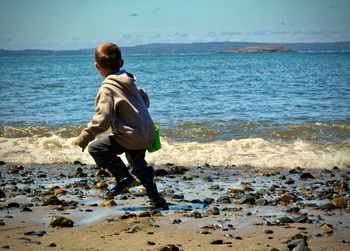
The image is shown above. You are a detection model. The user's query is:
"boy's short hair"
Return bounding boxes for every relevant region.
[95,42,122,73]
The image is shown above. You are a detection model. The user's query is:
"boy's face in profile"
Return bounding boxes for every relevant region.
[95,62,109,77]
[94,59,124,78]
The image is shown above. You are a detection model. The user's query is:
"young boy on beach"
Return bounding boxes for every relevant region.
[74,42,167,209]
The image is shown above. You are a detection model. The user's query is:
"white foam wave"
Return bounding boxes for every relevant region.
[0,136,349,169]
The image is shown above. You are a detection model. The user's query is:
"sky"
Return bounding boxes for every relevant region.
[0,0,349,50]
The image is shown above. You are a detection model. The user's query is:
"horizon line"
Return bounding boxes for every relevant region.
[1,40,350,51]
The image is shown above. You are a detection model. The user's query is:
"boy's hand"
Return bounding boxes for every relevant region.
[73,139,86,152]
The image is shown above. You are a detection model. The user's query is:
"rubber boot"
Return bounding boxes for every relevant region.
[134,168,168,210]
[105,162,136,198]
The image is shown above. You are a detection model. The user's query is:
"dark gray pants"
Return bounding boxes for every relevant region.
[88,136,160,199]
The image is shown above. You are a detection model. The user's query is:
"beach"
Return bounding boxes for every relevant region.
[1,162,349,251]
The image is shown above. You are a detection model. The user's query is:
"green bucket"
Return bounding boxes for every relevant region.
[147,123,161,153]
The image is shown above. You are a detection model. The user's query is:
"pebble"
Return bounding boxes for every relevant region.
[208,206,220,215]
[299,173,315,180]
[0,189,6,198]
[8,165,24,174]
[24,231,46,237]
[286,239,307,249]
[49,216,74,227]
[210,239,223,245]
[7,202,20,208]
[49,243,57,247]
[292,245,311,251]
[275,216,294,224]
[100,199,117,207]
[138,211,152,217]
[331,197,347,209]
[172,219,181,224]
[158,244,180,251]
[239,195,256,205]
[265,229,274,234]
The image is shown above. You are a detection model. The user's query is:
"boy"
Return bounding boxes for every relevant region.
[74,42,167,209]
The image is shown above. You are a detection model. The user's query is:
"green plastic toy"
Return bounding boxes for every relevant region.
[147,123,161,153]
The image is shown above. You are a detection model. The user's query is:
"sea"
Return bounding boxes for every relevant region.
[0,52,349,169]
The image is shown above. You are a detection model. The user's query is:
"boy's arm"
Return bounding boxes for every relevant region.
[139,88,150,108]
[74,92,114,150]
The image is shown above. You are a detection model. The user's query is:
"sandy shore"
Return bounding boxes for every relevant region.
[0,163,349,250]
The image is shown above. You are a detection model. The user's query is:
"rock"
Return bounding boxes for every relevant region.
[154,168,169,176]
[209,185,221,191]
[286,207,300,214]
[49,243,57,247]
[24,231,46,237]
[172,219,181,224]
[275,216,294,224]
[147,241,156,245]
[0,189,6,198]
[158,245,180,251]
[338,183,349,193]
[43,196,63,206]
[7,202,20,208]
[210,239,224,245]
[294,214,308,223]
[21,207,33,212]
[285,179,295,184]
[208,206,220,215]
[331,197,347,209]
[119,212,137,219]
[299,173,314,180]
[203,198,215,205]
[100,200,117,207]
[280,193,296,202]
[95,170,110,177]
[265,230,274,234]
[53,188,67,195]
[320,203,336,210]
[138,211,152,217]
[239,195,256,205]
[72,160,83,165]
[292,245,311,251]
[229,188,243,194]
[126,225,141,233]
[8,165,24,174]
[169,166,188,175]
[190,211,202,218]
[287,239,307,249]
[1,245,10,249]
[216,196,231,204]
[256,199,268,206]
[95,182,108,189]
[322,224,333,232]
[50,216,74,227]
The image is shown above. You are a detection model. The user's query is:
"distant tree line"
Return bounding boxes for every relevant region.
[1,41,349,57]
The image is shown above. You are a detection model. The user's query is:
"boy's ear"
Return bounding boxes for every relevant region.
[95,62,100,69]
[120,59,124,68]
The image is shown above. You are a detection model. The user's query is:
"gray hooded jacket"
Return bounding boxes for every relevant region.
[76,71,155,150]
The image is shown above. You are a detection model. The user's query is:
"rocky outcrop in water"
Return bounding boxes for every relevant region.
[222,45,296,53]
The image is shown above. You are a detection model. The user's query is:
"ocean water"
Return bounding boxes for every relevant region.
[0,53,349,168]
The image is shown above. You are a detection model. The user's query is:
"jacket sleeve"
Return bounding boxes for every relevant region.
[75,92,114,149]
[139,88,150,108]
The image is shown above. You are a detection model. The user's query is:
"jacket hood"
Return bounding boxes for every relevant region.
[102,70,138,96]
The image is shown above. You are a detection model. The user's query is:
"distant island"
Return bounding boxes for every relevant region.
[222,45,296,54]
[0,41,349,57]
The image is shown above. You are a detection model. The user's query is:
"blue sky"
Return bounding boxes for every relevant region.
[0,0,349,49]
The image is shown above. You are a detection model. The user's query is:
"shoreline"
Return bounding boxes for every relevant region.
[1,163,349,250]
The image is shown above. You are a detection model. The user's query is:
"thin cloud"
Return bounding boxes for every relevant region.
[128,13,138,17]
[327,5,338,10]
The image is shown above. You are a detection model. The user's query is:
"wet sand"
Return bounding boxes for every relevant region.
[0,163,349,250]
